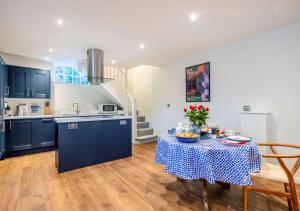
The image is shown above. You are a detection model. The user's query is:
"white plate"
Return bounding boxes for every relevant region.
[227,136,250,142]
[221,140,248,146]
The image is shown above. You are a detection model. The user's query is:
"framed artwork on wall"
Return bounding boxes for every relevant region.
[186,62,210,102]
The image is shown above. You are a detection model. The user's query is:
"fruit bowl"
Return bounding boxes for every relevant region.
[175,133,200,143]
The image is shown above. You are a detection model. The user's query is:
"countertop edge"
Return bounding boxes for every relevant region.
[54,116,132,123]
[4,113,126,120]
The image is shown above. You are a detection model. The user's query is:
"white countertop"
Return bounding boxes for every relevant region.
[54,116,132,123]
[4,113,125,120]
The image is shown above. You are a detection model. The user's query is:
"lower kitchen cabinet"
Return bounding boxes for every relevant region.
[32,119,55,148]
[5,118,55,153]
[5,120,32,152]
[55,118,132,173]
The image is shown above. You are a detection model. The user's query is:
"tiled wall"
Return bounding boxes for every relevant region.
[4,98,50,116]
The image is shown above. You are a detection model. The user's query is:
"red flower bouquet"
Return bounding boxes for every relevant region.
[184,105,209,127]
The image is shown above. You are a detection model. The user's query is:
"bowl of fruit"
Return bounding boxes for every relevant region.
[175,132,200,143]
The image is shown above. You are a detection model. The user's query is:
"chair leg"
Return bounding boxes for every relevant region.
[289,182,299,211]
[243,186,248,211]
[284,183,293,211]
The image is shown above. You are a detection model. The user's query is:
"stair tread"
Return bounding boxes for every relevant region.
[135,134,158,140]
[137,121,149,124]
[137,128,153,131]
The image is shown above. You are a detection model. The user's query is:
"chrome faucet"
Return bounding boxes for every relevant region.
[73,103,80,114]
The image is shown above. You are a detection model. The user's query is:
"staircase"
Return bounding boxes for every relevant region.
[133,112,157,144]
[102,65,157,144]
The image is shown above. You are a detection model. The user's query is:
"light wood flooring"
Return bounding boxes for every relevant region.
[0,143,299,211]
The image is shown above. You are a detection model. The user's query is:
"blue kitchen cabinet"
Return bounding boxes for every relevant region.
[56,119,132,173]
[3,64,9,97]
[32,118,55,148]
[0,57,5,159]
[5,120,32,152]
[8,66,31,98]
[5,118,55,153]
[31,69,50,98]
[7,65,50,99]
[0,131,4,159]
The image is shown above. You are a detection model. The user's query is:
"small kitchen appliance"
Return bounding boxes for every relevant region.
[98,104,118,114]
[17,104,28,116]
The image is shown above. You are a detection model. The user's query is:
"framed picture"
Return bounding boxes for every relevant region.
[186,62,210,102]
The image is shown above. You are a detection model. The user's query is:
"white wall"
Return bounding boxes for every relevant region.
[151,23,300,136]
[148,23,300,181]
[128,65,159,119]
[53,83,113,113]
[0,53,53,70]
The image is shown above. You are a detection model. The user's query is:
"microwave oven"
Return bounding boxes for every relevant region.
[98,104,118,114]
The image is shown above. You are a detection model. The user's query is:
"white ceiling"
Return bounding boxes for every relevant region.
[0,0,300,67]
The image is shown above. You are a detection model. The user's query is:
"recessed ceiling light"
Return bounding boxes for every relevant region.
[139,44,145,49]
[45,56,49,61]
[190,13,197,22]
[56,19,64,26]
[111,60,115,64]
[274,5,279,11]
[48,48,53,53]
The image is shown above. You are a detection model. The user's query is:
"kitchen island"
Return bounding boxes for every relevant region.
[55,116,132,173]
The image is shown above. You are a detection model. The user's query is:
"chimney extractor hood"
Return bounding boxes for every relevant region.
[86,48,113,84]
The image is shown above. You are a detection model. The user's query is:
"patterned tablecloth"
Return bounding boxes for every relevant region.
[155,134,261,186]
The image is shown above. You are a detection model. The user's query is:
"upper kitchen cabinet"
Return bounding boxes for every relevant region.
[8,66,31,98]
[3,65,9,97]
[31,69,50,98]
[7,65,51,99]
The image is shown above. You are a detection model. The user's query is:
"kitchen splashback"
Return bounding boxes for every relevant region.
[5,98,49,116]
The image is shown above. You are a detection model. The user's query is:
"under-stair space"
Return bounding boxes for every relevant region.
[133,113,157,144]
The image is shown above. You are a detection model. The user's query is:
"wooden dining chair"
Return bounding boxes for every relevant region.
[243,143,300,211]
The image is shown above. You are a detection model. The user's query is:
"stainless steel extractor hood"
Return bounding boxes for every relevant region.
[87,48,112,84]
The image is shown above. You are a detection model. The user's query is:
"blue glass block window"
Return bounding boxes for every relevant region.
[54,65,88,85]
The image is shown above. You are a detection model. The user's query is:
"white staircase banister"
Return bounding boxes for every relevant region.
[127,90,137,142]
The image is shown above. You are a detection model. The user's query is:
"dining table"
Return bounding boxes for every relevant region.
[155,134,261,210]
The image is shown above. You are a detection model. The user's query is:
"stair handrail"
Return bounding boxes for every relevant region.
[103,65,127,105]
[126,90,137,141]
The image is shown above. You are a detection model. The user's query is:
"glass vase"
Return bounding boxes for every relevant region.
[191,125,202,135]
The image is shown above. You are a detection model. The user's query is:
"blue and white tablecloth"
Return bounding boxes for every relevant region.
[155,134,261,186]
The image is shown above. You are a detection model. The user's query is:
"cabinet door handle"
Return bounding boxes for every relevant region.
[42,119,53,123]
[9,120,12,131]
[6,87,9,96]
[0,122,4,132]
[25,88,28,97]
[31,89,34,97]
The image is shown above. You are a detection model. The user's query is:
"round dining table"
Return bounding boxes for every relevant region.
[155,134,261,210]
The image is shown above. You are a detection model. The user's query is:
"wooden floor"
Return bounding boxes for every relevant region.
[0,143,299,211]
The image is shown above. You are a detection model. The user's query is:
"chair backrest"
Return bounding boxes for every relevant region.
[259,143,300,181]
